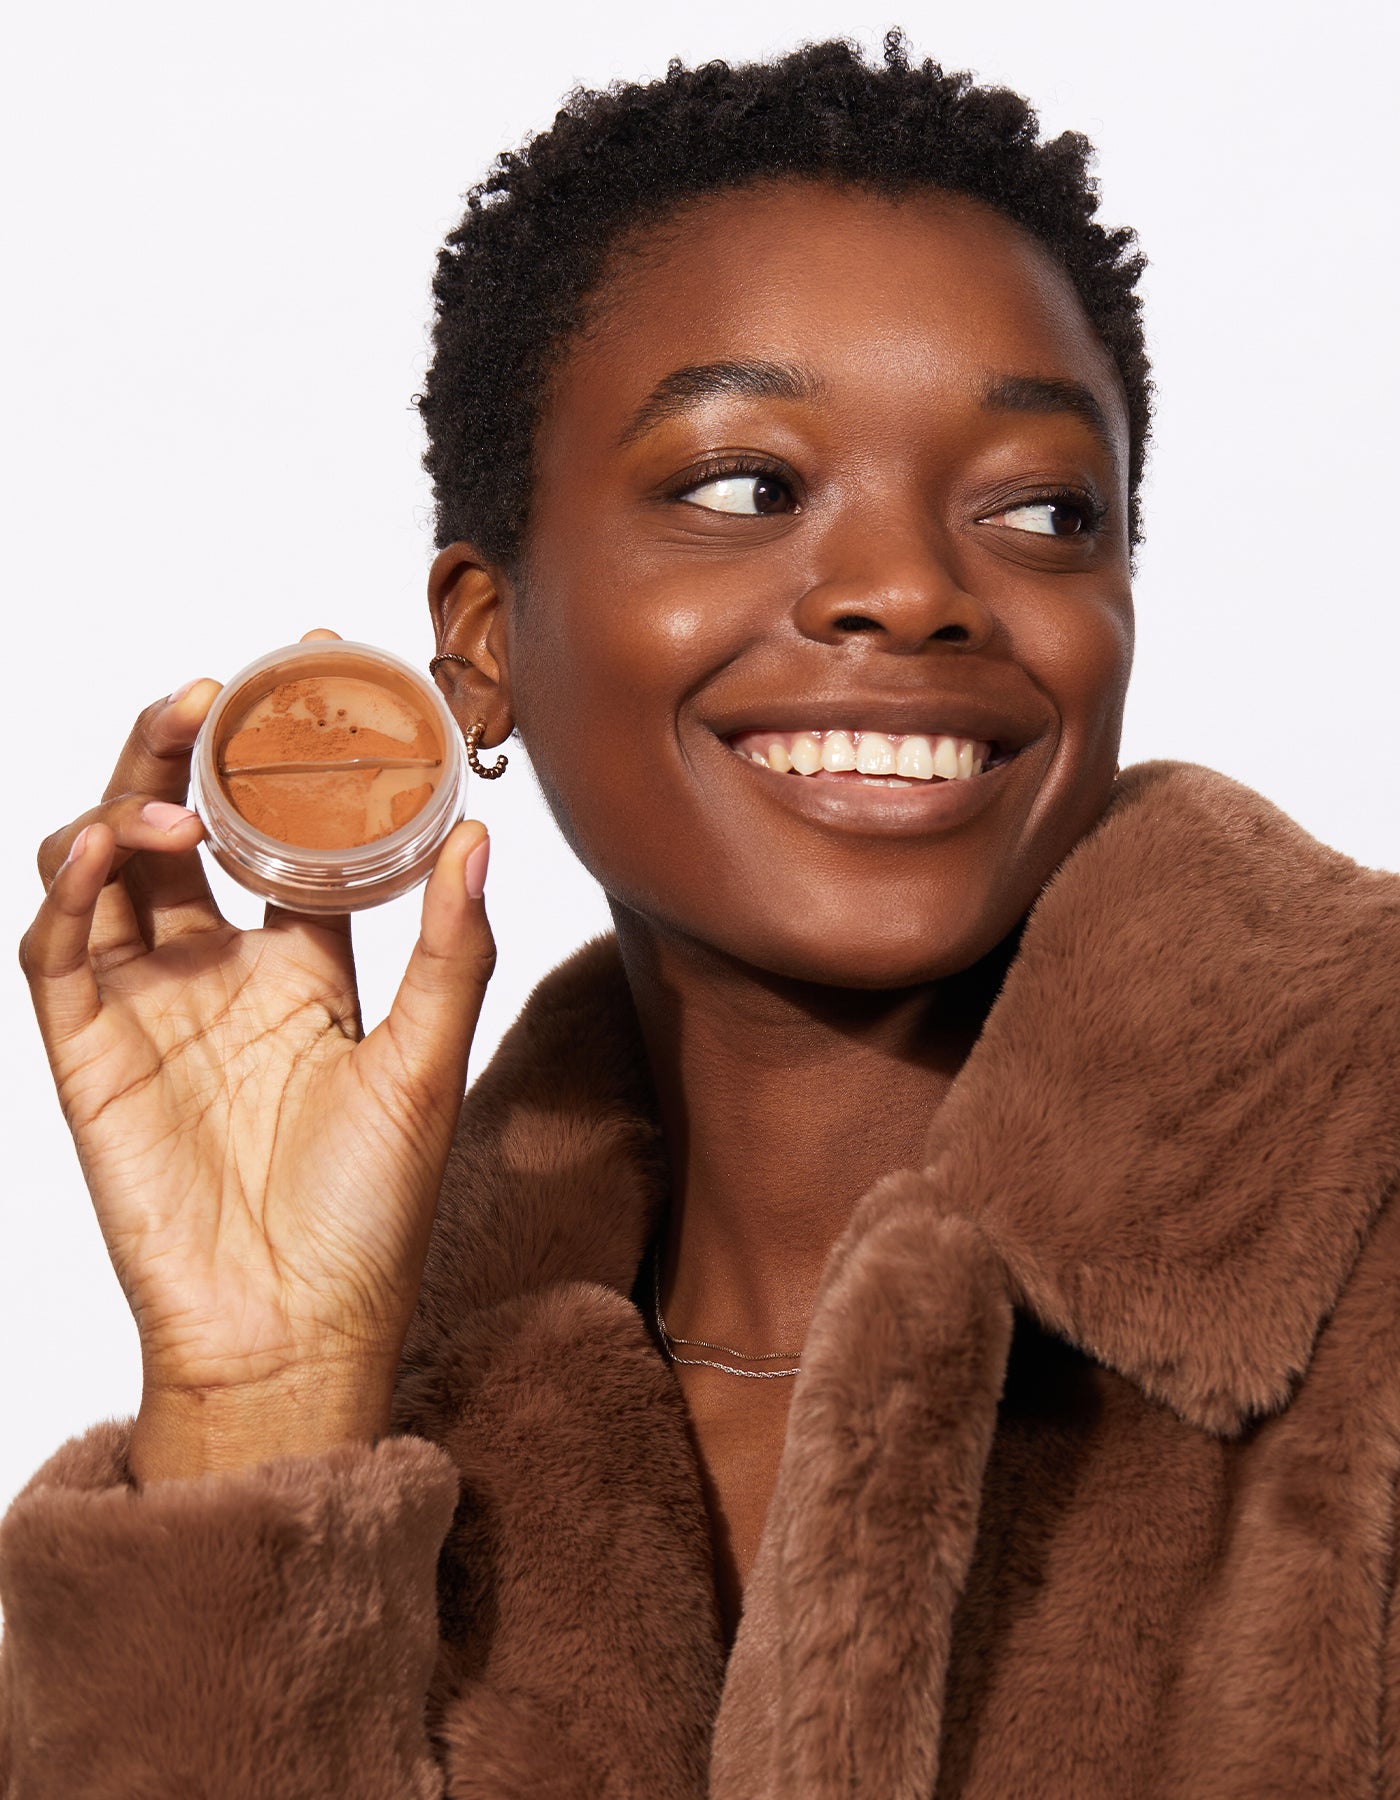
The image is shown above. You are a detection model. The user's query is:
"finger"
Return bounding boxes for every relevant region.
[120,799,227,949]
[99,677,222,811]
[19,823,118,1045]
[38,680,222,891]
[262,901,354,944]
[37,796,174,969]
[259,903,359,1037]
[299,627,343,643]
[40,793,203,879]
[361,822,494,1115]
[41,793,223,965]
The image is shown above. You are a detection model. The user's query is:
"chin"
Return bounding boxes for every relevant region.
[717,898,1024,992]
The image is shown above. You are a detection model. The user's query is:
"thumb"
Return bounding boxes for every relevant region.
[362,821,495,1106]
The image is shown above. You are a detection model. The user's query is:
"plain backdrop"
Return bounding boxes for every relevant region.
[2,0,1396,1513]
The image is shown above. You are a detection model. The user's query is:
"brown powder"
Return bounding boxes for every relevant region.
[216,671,445,849]
[389,783,433,830]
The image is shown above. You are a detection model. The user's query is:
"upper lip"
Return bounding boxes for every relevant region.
[704,691,1048,753]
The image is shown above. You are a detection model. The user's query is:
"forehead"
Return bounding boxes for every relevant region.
[546,179,1127,443]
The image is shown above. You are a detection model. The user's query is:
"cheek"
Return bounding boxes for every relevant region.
[1081,601,1135,744]
[1011,586,1135,867]
[1025,586,1134,747]
[505,554,753,889]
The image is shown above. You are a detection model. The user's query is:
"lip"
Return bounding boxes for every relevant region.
[717,734,1018,837]
[704,691,1046,756]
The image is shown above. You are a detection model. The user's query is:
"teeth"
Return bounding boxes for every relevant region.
[790,733,823,775]
[896,736,934,779]
[855,732,896,775]
[820,731,856,772]
[732,728,996,783]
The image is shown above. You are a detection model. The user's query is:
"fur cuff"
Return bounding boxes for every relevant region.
[0,1420,459,1798]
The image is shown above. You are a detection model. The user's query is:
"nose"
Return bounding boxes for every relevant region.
[791,516,996,654]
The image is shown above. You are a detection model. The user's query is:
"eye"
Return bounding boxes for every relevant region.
[983,496,1099,537]
[674,462,796,516]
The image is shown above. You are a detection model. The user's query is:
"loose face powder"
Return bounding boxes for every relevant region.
[190,641,469,911]
[218,668,444,849]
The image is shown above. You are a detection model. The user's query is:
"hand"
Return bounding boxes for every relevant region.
[19,633,495,1480]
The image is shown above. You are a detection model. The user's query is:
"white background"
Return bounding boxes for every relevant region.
[3,0,1396,1513]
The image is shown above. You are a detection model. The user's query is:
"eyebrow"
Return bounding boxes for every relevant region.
[614,357,1119,465]
[981,373,1119,468]
[616,360,824,447]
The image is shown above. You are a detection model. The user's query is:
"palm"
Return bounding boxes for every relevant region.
[51,917,451,1390]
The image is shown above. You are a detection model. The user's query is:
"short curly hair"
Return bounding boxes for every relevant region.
[418,29,1151,567]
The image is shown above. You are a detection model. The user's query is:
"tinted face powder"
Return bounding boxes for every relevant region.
[190,641,468,912]
[217,669,444,849]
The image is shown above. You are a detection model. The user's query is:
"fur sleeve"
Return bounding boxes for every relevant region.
[0,1417,460,1798]
[1384,1478,1400,1789]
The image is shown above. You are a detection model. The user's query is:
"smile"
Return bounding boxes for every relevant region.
[727,727,998,786]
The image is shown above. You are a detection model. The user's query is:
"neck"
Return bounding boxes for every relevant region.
[612,910,1017,1354]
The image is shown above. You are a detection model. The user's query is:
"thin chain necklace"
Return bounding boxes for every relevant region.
[651,1240,802,1380]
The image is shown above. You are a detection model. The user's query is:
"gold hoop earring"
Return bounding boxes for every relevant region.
[465,720,509,780]
[430,658,509,780]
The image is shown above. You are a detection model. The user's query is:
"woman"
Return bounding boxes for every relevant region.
[4,31,1399,1799]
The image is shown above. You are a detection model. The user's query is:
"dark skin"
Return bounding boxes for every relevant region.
[429,178,1134,1640]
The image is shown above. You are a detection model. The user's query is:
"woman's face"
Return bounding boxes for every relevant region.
[480,179,1134,988]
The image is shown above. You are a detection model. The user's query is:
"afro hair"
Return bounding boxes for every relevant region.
[418,29,1151,567]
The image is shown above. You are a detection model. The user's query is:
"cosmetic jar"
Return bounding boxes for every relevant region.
[190,640,468,912]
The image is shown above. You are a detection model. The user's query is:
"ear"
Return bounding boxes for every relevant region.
[427,542,515,748]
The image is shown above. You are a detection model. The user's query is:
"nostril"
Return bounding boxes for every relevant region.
[931,624,971,643]
[833,615,881,634]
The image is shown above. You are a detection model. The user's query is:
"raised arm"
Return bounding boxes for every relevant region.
[3,647,493,1789]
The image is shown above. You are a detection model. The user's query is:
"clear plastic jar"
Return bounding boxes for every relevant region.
[189,640,468,912]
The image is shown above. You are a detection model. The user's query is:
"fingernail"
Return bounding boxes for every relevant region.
[464,835,490,900]
[165,679,198,708]
[63,827,90,867]
[142,801,197,832]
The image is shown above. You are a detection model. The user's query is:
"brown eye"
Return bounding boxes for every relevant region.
[681,473,792,515]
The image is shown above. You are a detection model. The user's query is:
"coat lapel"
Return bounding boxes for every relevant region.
[710,1192,1014,1798]
[393,946,727,1797]
[395,760,1400,1798]
[920,758,1400,1435]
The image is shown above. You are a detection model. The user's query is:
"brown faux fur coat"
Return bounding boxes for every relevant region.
[4,760,1400,1798]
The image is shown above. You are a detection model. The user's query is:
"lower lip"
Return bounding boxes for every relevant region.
[723,743,1015,837]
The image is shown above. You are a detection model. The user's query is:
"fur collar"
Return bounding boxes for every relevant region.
[404,759,1400,1440]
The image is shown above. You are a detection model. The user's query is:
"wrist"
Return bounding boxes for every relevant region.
[128,1364,395,1487]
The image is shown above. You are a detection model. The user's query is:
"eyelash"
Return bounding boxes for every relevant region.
[669,459,1108,538]
[670,454,796,505]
